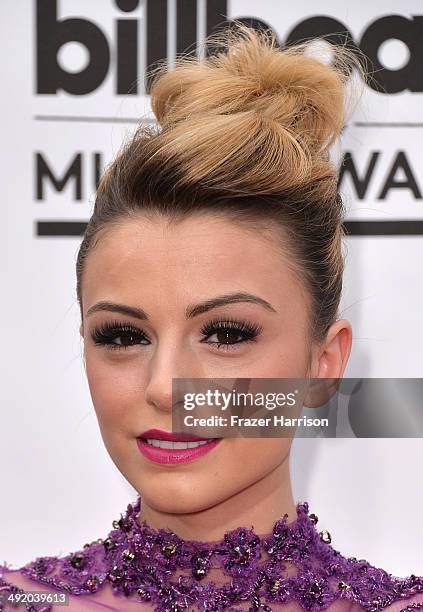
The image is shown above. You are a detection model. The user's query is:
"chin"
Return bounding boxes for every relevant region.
[133,476,226,515]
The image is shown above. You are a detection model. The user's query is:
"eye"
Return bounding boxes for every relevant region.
[90,320,150,352]
[200,318,262,351]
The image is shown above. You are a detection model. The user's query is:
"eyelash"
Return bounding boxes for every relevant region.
[200,318,262,351]
[89,318,262,353]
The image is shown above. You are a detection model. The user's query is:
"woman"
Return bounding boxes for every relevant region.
[1,23,422,612]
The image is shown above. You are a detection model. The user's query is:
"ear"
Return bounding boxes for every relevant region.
[312,319,352,379]
[303,320,352,408]
[79,323,84,338]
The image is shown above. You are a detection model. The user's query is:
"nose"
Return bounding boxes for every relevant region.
[144,340,191,414]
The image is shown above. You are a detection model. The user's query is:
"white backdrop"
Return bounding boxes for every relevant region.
[2,1,423,575]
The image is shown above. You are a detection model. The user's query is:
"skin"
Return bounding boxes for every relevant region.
[79,212,352,541]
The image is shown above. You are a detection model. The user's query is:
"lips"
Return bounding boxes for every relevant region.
[136,428,221,464]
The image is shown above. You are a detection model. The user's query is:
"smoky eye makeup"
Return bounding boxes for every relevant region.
[89,316,263,353]
[90,319,150,351]
[199,317,263,351]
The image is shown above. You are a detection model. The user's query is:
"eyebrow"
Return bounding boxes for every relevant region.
[85,292,277,320]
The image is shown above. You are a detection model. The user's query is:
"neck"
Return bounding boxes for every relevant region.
[136,454,296,541]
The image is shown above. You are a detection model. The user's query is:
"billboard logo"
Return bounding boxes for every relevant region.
[36,0,423,96]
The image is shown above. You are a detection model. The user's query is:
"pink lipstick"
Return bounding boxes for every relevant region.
[136,428,221,464]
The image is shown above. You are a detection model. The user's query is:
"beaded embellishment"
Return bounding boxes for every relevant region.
[1,497,422,611]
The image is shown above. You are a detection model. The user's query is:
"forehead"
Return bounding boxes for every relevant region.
[81,213,308,315]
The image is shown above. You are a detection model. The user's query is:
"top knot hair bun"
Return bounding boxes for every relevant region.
[147,22,364,195]
[79,23,367,344]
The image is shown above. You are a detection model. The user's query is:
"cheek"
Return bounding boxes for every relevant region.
[253,345,311,378]
[280,333,312,375]
[256,319,312,377]
[84,349,143,430]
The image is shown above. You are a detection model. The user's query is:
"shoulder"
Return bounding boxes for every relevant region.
[315,542,423,611]
[0,538,131,612]
[1,564,148,610]
[0,499,143,611]
[0,556,146,611]
[386,593,423,611]
[282,503,423,611]
[290,506,423,611]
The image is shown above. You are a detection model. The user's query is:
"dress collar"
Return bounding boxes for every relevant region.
[20,495,423,611]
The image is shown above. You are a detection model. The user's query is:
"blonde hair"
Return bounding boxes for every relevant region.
[76,22,365,342]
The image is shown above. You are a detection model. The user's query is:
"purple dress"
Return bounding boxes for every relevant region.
[1,496,422,611]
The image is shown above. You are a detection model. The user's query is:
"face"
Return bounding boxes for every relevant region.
[80,213,350,515]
